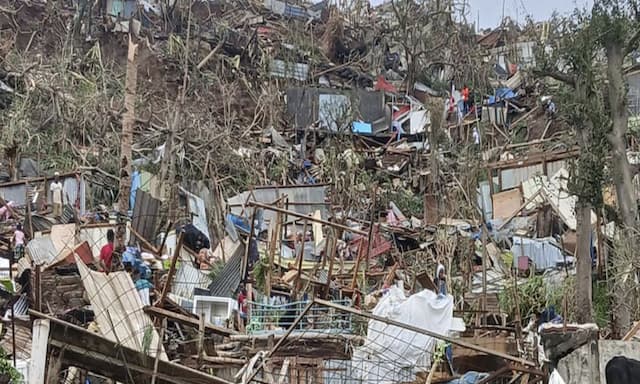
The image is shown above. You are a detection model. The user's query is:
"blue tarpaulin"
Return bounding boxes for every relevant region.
[445,371,490,384]
[352,121,373,134]
[227,213,251,234]
[488,87,517,105]
[130,170,141,211]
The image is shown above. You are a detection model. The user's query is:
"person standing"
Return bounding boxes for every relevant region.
[462,85,470,115]
[13,223,25,261]
[99,229,115,274]
[435,263,447,296]
[49,172,64,218]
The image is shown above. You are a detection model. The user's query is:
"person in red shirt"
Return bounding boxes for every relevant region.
[99,229,115,274]
[237,286,248,325]
[462,85,470,114]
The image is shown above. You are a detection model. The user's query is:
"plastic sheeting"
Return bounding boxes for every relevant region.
[352,287,456,384]
[511,236,574,271]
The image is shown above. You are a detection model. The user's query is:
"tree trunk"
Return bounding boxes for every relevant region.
[575,198,593,323]
[117,36,138,249]
[605,39,634,336]
[605,40,637,228]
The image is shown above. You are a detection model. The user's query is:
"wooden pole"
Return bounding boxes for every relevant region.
[313,299,536,367]
[150,318,166,384]
[481,226,488,325]
[242,207,258,283]
[197,313,205,367]
[248,201,367,236]
[35,265,41,312]
[351,239,364,290]
[293,220,309,298]
[323,232,336,299]
[158,233,184,307]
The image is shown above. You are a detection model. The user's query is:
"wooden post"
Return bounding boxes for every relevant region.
[293,220,309,297]
[150,318,166,384]
[158,233,184,307]
[117,35,139,251]
[197,313,205,367]
[351,239,364,290]
[481,226,488,325]
[35,265,41,312]
[242,206,257,283]
[29,319,50,384]
[323,232,336,299]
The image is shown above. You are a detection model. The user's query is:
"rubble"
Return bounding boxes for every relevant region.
[0,0,637,383]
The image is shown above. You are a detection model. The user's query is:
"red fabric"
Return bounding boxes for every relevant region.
[100,242,114,271]
[238,293,247,314]
[374,75,398,93]
[392,105,411,120]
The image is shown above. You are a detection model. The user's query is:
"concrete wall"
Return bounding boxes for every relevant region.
[556,340,640,384]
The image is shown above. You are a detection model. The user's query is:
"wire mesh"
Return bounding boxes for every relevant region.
[244,301,445,384]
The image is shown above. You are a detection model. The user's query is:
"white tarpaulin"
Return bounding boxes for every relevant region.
[511,236,574,271]
[352,287,458,384]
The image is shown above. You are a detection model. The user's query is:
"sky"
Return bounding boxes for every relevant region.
[367,0,594,29]
[467,0,592,28]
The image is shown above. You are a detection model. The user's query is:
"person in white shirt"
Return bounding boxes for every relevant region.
[49,172,64,217]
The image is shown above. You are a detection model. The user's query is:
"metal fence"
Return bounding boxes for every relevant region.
[247,299,353,335]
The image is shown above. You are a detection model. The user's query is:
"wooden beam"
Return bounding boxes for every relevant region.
[312,299,536,367]
[486,149,579,171]
[130,225,161,256]
[158,232,184,307]
[30,310,232,384]
[144,306,237,336]
[28,319,49,384]
[247,201,368,236]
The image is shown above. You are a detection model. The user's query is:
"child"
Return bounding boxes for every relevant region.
[13,224,25,261]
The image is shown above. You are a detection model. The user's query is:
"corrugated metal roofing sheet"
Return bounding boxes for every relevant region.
[172,263,212,301]
[208,241,244,298]
[0,321,31,360]
[129,189,160,247]
[26,237,57,267]
[77,258,167,360]
[228,185,328,224]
